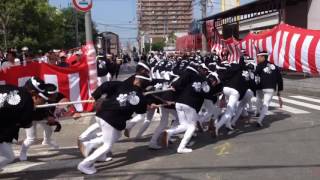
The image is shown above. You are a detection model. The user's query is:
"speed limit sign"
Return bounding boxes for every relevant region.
[72,0,93,12]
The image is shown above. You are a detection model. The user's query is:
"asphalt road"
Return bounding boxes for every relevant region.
[2,64,320,180]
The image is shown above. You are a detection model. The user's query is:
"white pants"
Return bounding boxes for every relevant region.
[231,89,254,125]
[21,120,54,150]
[216,87,240,130]
[256,89,274,123]
[81,117,121,165]
[97,76,108,86]
[198,99,221,124]
[126,109,155,138]
[79,122,100,141]
[150,107,178,145]
[167,103,198,150]
[0,142,15,169]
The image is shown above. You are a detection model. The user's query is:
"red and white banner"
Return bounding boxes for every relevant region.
[239,23,320,75]
[0,44,97,112]
[210,27,241,63]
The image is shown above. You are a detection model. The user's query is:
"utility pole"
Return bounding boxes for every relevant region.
[201,0,208,53]
[85,11,93,43]
[73,8,80,47]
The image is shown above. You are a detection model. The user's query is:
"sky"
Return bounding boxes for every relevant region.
[49,0,254,45]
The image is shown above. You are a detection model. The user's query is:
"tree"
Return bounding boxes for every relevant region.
[0,1,98,52]
[60,7,98,50]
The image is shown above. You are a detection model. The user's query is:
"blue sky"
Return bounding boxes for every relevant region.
[49,0,254,44]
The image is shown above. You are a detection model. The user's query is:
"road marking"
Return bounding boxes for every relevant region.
[273,96,320,111]
[269,102,309,114]
[214,142,231,156]
[290,95,320,104]
[252,97,309,114]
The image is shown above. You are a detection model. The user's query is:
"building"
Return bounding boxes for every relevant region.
[137,0,193,50]
[202,0,320,39]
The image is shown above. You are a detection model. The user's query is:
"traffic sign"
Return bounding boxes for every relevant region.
[72,0,93,12]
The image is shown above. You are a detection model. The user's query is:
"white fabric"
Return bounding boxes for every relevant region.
[198,99,221,123]
[256,89,274,123]
[135,109,156,138]
[167,103,198,150]
[82,117,121,164]
[21,120,53,148]
[79,122,100,141]
[216,87,240,130]
[150,107,178,145]
[0,142,15,169]
[97,76,108,86]
[231,89,254,125]
[125,113,146,130]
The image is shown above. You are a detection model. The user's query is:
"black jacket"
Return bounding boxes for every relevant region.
[255,61,283,92]
[0,85,34,143]
[93,82,147,131]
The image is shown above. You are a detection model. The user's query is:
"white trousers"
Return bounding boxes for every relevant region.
[126,109,156,138]
[82,117,121,165]
[216,87,240,130]
[97,76,108,86]
[150,107,178,145]
[198,99,221,124]
[21,120,54,149]
[231,89,254,125]
[79,122,100,142]
[256,89,274,123]
[167,103,198,150]
[0,142,15,169]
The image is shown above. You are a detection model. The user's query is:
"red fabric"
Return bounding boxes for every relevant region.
[0,43,97,112]
[239,23,320,75]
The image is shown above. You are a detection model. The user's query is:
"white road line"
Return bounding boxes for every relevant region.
[269,102,310,114]
[290,95,320,104]
[252,97,309,114]
[273,96,320,111]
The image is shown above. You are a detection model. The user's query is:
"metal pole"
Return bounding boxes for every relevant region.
[85,11,93,43]
[201,0,208,53]
[75,9,80,47]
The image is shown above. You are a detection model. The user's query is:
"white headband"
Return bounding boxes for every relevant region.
[31,77,45,92]
[257,52,269,56]
[137,62,151,72]
[38,92,49,101]
[135,75,152,82]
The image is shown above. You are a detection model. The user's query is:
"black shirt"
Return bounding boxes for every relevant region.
[172,68,211,112]
[0,85,34,143]
[94,82,147,131]
[255,61,283,92]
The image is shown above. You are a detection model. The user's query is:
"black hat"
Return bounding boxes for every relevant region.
[25,76,49,100]
[45,83,58,95]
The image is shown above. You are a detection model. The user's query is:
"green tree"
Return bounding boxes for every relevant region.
[0,1,98,52]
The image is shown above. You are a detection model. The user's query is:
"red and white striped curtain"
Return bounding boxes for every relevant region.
[210,27,241,63]
[240,23,320,75]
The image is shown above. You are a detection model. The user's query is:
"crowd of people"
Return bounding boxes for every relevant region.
[77,49,283,174]
[0,47,284,176]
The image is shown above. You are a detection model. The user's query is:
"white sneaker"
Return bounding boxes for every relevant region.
[42,140,59,150]
[177,148,193,154]
[148,143,162,150]
[77,162,96,175]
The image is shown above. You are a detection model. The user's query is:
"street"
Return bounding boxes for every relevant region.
[1,67,320,180]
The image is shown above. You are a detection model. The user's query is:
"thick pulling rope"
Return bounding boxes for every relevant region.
[35,88,176,109]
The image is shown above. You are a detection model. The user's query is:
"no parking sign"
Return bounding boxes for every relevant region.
[72,0,93,12]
